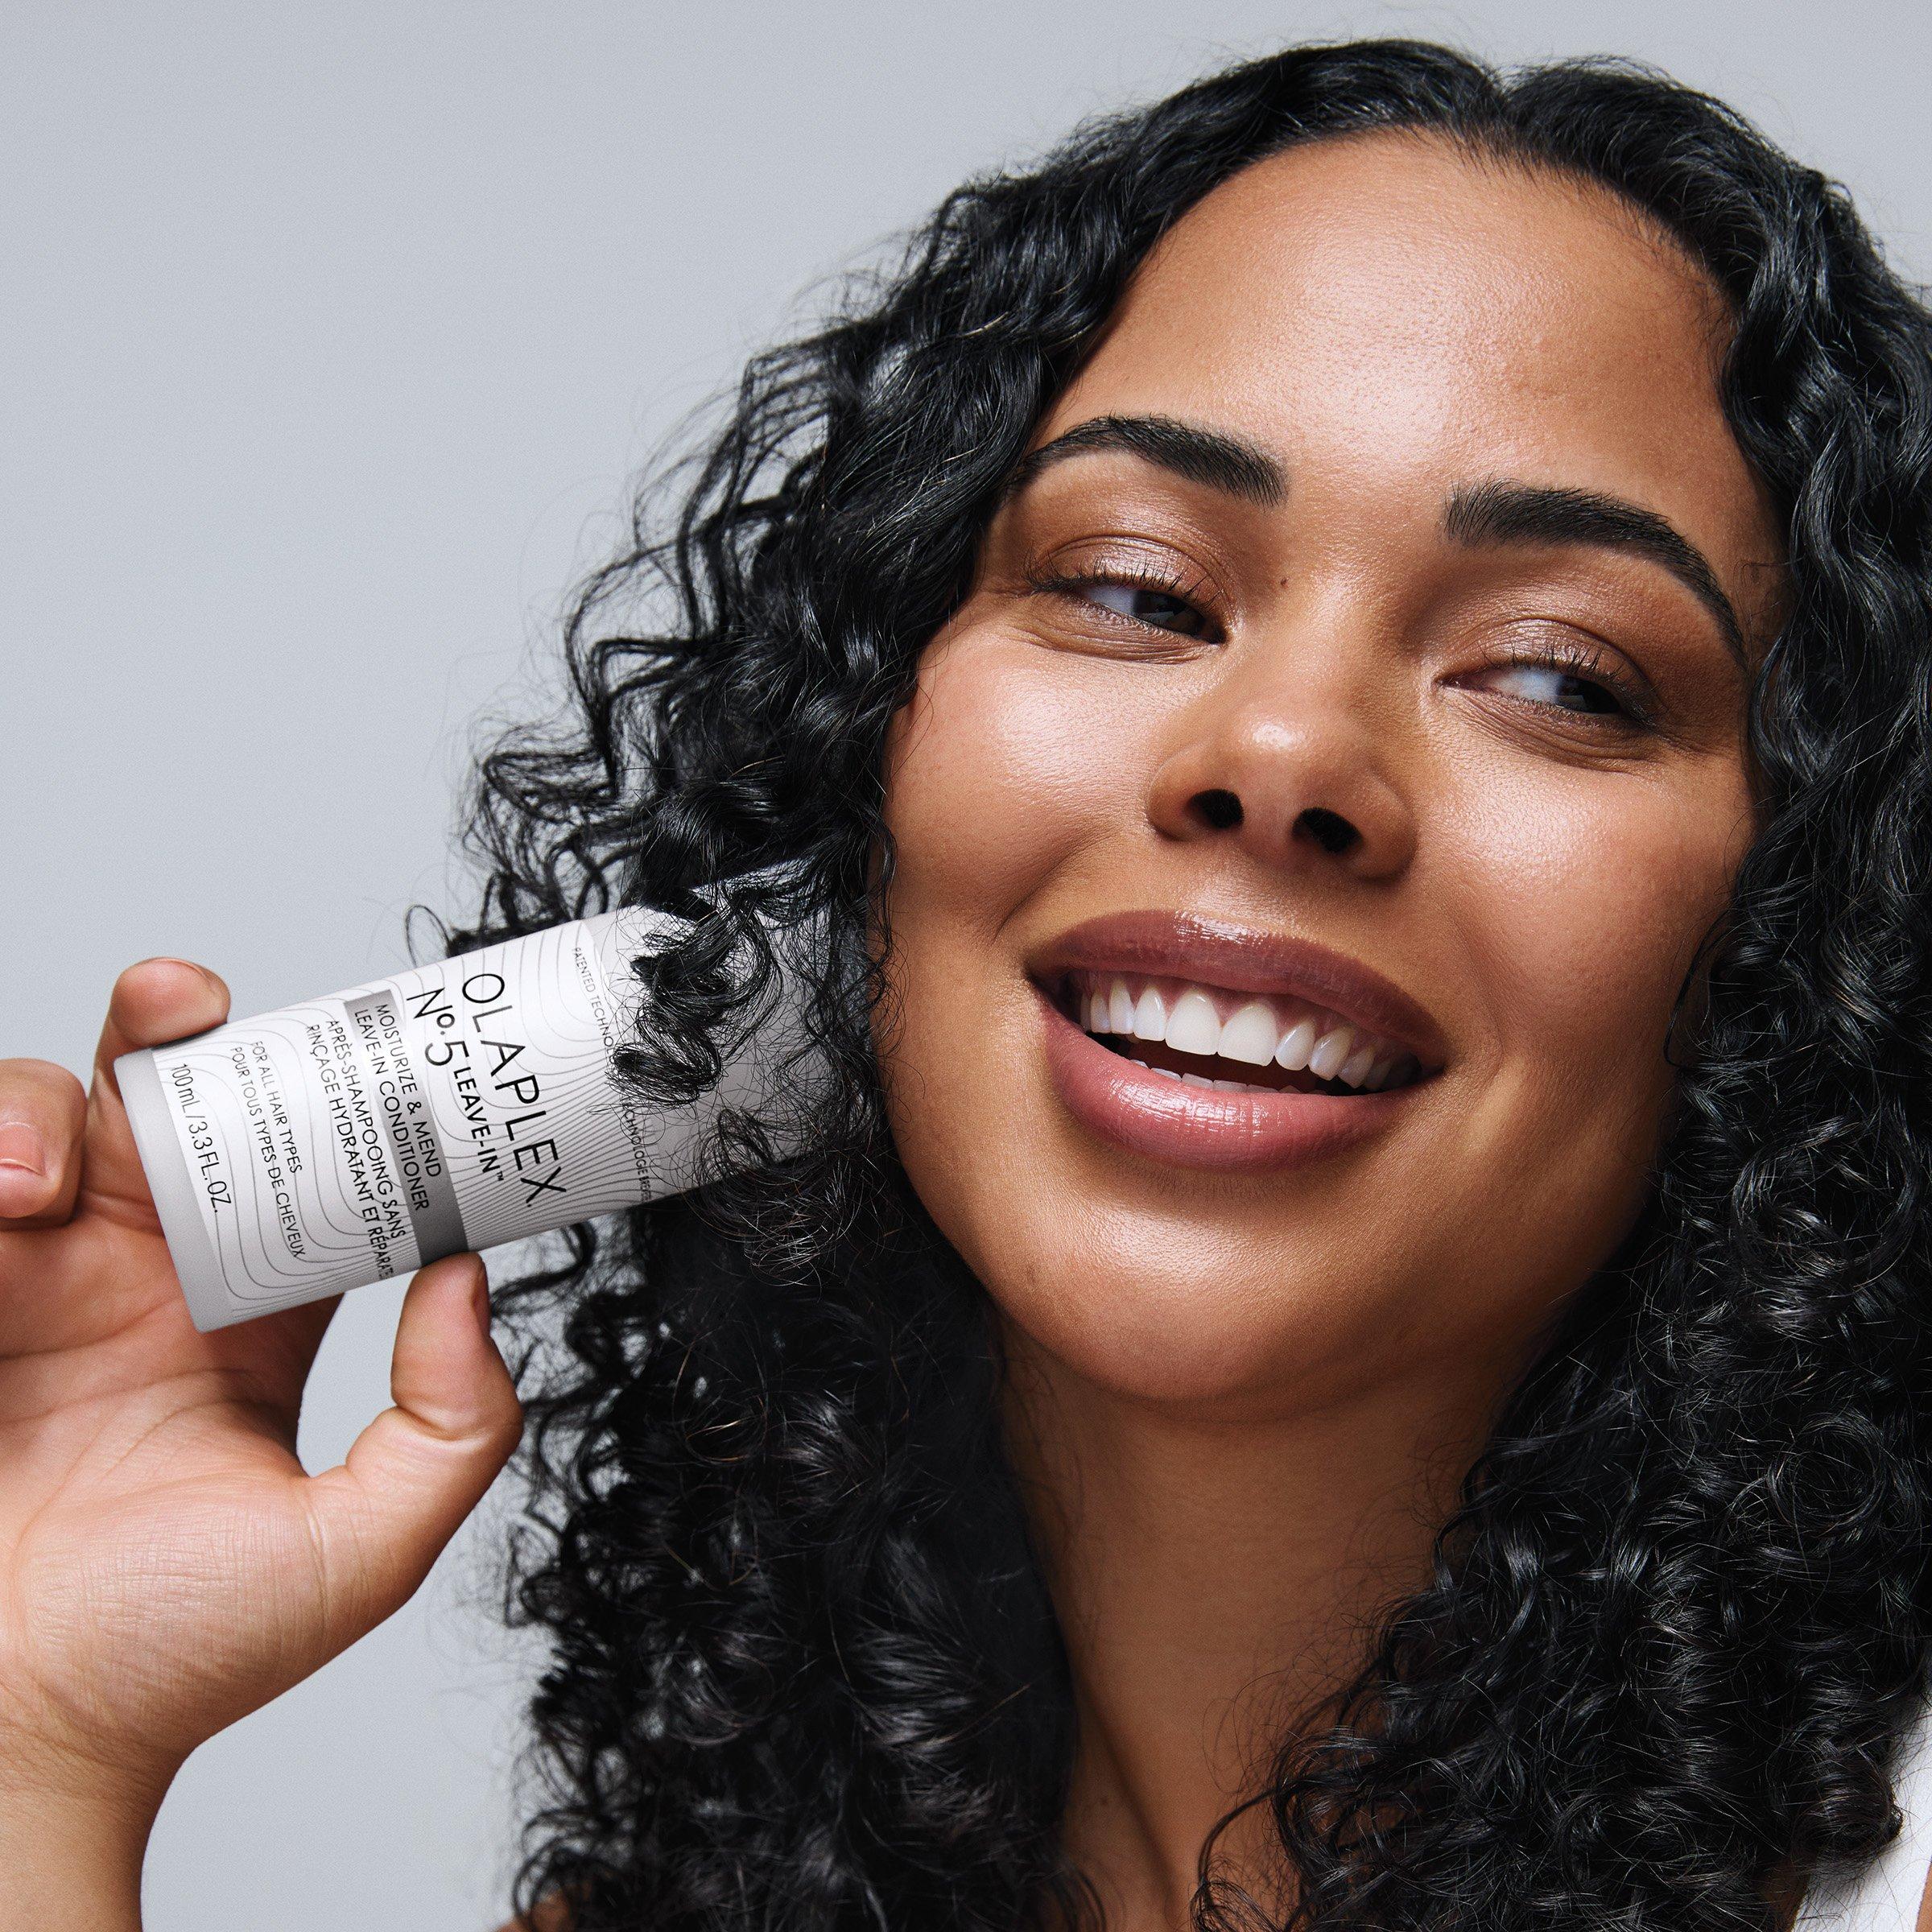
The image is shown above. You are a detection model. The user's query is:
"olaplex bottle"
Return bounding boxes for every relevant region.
[117,884,824,1331]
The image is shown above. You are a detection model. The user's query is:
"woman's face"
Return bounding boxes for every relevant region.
[876,132,1781,1420]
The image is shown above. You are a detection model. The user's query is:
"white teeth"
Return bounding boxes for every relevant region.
[1075,974,1419,1092]
[1123,1047,1282,1096]
[1216,999,1278,1066]
[1163,988,1221,1057]
[1178,1069,1270,1094]
[1274,1016,1318,1071]
[1307,1026,1356,1081]
[1337,1042,1378,1088]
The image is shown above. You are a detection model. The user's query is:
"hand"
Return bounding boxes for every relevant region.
[0,960,523,1893]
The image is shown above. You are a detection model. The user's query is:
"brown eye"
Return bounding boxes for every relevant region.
[1451,631,1658,731]
[1077,579,1211,637]
[1025,564,1220,642]
[1487,661,1628,716]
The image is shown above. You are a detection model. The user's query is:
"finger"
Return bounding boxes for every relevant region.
[303,1255,522,1647]
[0,1059,89,1226]
[83,959,231,1212]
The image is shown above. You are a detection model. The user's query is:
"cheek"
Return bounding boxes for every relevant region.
[881,637,1157,926]
[1434,749,1749,1250]
[874,637,1165,1295]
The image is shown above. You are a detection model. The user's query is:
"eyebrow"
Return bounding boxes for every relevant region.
[1444,479,1747,667]
[993,411,1748,664]
[993,412,1288,510]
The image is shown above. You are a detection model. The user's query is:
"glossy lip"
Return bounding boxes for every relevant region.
[1033,980,1430,1174]
[1027,908,1450,1070]
[1025,908,1447,1175]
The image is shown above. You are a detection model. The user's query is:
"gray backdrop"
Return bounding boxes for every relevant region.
[5,2,1927,1925]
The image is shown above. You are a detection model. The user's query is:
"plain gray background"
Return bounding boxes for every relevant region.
[5,2,1929,1925]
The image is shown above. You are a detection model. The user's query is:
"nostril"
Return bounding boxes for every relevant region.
[1298,806,1359,857]
[1195,788,1242,831]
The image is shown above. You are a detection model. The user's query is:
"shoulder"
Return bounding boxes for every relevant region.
[1918,1851,1932,1931]
[497,1900,576,1932]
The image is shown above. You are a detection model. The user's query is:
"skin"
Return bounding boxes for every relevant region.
[0,129,1909,1931]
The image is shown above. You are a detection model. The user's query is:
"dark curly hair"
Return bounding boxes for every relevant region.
[446,37,1932,1932]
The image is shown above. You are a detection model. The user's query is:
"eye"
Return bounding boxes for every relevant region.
[1459,634,1657,729]
[1492,661,1625,716]
[1024,562,1219,641]
[1077,578,1210,637]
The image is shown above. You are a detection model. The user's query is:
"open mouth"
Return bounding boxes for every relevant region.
[1047,968,1431,1098]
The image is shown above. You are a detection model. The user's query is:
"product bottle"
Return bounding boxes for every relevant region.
[117,886,825,1331]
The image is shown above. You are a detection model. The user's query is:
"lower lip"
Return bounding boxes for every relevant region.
[1034,980,1426,1174]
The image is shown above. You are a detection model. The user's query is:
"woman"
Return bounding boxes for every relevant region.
[2,35,1930,1932]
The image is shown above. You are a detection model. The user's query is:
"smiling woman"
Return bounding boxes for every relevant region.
[3,34,1932,1932]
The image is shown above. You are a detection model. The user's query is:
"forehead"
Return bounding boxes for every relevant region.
[1044,130,1779,612]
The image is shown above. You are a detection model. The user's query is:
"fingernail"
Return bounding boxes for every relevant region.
[0,1122,47,1177]
[151,957,219,989]
[0,1124,49,1214]
[471,1261,493,1332]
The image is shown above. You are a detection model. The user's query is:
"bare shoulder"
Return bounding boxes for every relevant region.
[1918,1850,1932,1931]
[497,1899,575,1932]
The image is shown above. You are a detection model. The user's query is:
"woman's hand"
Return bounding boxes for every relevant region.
[0,960,523,1918]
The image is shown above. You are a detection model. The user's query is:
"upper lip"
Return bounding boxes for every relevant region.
[1029,908,1450,1069]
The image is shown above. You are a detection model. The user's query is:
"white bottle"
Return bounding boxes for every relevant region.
[117,887,825,1331]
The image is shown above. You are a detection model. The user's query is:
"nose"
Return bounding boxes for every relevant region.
[1145,625,1418,882]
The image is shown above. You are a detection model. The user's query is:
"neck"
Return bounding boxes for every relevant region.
[1000,1325,1523,1931]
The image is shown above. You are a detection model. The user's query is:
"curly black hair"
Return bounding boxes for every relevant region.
[446,37,1932,1932]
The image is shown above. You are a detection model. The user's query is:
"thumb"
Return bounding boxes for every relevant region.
[85,957,232,1214]
[303,1253,522,1649]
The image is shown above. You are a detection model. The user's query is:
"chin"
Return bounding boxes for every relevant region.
[979,1234,1406,1414]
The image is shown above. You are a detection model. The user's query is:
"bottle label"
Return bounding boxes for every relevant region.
[126,905,810,1322]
